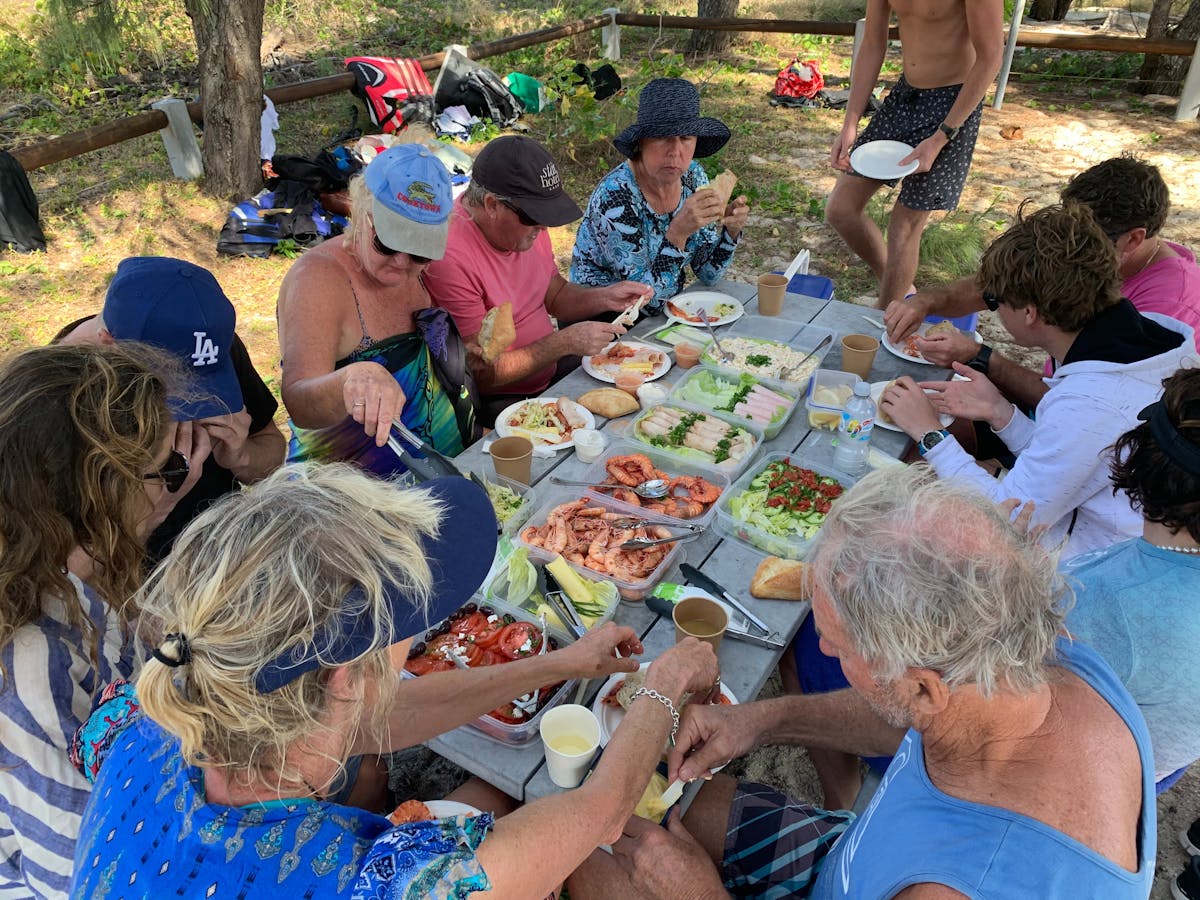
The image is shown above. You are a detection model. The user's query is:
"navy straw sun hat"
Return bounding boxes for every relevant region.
[612,78,731,160]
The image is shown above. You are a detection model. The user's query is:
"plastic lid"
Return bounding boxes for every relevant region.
[853,381,871,397]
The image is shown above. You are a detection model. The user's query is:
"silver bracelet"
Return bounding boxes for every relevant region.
[630,687,679,743]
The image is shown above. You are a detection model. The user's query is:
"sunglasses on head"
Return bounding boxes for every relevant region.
[371,233,432,265]
[143,449,189,493]
[982,292,1003,312]
[500,199,539,227]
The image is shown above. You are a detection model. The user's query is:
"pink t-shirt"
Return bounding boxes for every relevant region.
[1122,241,1200,350]
[425,198,559,395]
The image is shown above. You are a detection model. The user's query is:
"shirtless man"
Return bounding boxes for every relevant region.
[826,0,1004,309]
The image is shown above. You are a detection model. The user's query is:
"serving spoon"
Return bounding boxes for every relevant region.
[699,310,733,364]
[779,333,833,381]
[549,475,669,499]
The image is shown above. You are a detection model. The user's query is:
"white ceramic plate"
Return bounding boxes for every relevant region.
[494,397,596,451]
[581,341,673,384]
[665,292,745,327]
[881,323,982,366]
[424,800,482,819]
[870,381,953,433]
[593,662,739,749]
[850,140,920,181]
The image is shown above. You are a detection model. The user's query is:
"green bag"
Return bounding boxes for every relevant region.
[505,72,545,114]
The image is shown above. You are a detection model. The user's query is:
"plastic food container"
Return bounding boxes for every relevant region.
[701,318,836,396]
[573,429,606,463]
[714,451,859,560]
[484,557,620,631]
[469,469,536,537]
[576,438,731,529]
[805,370,861,431]
[669,365,801,441]
[402,597,579,746]
[625,401,763,480]
[514,491,687,602]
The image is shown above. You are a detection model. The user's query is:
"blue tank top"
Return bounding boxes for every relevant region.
[811,638,1156,899]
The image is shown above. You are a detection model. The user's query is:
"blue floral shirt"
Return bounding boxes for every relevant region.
[569,160,739,311]
[71,684,492,900]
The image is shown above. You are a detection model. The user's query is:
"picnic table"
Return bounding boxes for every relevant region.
[430,282,949,801]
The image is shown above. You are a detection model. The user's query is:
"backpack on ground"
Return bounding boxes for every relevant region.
[0,150,47,253]
[345,57,435,133]
[433,46,523,127]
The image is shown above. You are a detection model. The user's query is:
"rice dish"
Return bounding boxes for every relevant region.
[709,337,821,385]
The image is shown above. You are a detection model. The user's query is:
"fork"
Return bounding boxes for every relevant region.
[699,310,733,364]
[779,333,833,381]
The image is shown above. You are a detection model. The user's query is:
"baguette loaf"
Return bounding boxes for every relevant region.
[750,556,812,601]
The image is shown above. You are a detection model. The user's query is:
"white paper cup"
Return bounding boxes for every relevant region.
[540,704,601,788]
[573,429,606,464]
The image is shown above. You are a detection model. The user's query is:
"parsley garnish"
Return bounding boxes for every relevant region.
[746,353,771,367]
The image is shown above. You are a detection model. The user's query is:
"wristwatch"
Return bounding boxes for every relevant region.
[918,429,951,456]
[967,343,992,376]
[939,121,960,142]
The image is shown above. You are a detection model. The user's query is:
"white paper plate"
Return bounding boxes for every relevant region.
[882,324,981,366]
[665,292,745,327]
[494,397,596,451]
[870,381,953,433]
[593,662,738,749]
[850,140,920,181]
[424,800,482,818]
[581,341,673,384]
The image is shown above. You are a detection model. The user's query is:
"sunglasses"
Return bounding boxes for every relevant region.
[371,233,432,265]
[143,449,190,493]
[500,200,539,227]
[982,292,1002,312]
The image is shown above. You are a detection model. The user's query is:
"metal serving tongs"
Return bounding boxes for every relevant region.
[608,516,704,534]
[699,308,733,364]
[386,421,467,482]
[619,529,704,551]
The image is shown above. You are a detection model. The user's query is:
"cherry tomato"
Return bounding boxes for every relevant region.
[473,618,506,649]
[497,622,543,659]
[450,612,488,635]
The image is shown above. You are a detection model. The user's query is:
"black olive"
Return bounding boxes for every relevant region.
[463,602,478,614]
[409,642,426,658]
[424,629,437,642]
[480,605,495,617]
[435,622,451,636]
[548,637,560,651]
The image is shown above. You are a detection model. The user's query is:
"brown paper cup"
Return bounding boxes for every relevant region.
[757,273,788,316]
[490,436,533,485]
[840,334,880,380]
[673,596,729,651]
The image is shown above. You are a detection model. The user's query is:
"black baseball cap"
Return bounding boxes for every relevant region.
[471,135,582,227]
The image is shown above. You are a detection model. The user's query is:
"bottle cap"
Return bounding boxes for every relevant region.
[853,381,871,397]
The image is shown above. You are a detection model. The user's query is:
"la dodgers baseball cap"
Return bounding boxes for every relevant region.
[102,257,244,420]
[364,145,453,259]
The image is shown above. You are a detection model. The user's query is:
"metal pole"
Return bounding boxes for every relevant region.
[1175,30,1200,121]
[993,0,1027,110]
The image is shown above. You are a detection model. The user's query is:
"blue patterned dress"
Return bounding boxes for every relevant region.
[569,160,739,311]
[70,684,493,899]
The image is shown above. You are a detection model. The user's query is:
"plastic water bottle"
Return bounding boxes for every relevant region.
[833,381,875,475]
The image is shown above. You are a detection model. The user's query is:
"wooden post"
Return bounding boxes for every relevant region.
[993,0,1028,110]
[602,7,621,61]
[1175,32,1200,122]
[151,98,203,180]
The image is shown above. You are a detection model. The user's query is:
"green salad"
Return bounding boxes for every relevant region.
[486,481,525,527]
[729,459,846,540]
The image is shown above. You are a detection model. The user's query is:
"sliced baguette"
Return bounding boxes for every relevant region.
[750,556,812,601]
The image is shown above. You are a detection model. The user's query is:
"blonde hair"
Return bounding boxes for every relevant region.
[344,173,371,250]
[136,462,444,789]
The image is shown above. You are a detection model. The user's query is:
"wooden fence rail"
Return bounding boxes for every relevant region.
[10,12,1196,173]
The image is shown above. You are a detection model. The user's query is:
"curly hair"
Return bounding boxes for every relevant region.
[1110,366,1200,543]
[1060,154,1169,239]
[136,463,443,793]
[977,201,1121,333]
[0,342,176,677]
[811,465,1070,698]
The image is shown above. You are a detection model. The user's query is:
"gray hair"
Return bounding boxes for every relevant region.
[811,465,1071,697]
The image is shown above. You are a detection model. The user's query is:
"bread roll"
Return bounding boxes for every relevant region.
[577,388,640,418]
[478,303,516,363]
[750,556,811,600]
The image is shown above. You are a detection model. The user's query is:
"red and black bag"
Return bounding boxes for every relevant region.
[771,58,825,103]
[345,57,435,133]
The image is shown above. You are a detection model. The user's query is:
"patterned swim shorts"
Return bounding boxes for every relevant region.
[720,782,855,899]
[851,76,983,211]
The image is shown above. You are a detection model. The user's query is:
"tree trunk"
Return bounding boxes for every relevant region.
[1029,0,1073,21]
[1139,0,1200,95]
[184,0,266,198]
[687,0,739,55]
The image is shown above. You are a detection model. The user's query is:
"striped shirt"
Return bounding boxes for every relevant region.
[0,575,138,899]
